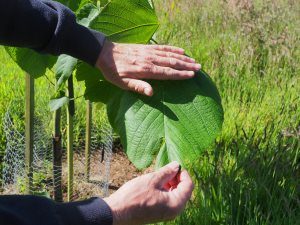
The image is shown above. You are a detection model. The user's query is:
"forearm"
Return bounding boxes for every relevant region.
[0,195,113,225]
[0,0,105,65]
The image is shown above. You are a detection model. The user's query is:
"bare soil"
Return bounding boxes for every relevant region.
[64,143,154,200]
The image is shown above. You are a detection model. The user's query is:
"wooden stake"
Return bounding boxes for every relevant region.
[85,101,92,181]
[25,73,34,194]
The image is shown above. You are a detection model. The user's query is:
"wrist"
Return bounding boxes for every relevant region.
[96,40,115,69]
[104,196,123,225]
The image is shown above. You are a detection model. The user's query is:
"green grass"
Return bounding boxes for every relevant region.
[0,48,24,186]
[0,0,299,224]
[154,0,299,224]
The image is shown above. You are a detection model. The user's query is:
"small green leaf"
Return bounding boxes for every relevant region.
[49,97,70,111]
[55,55,78,90]
[77,3,100,26]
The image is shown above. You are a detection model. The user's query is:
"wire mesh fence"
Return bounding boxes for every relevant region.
[1,100,113,201]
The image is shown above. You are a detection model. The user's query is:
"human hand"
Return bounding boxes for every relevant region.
[104,161,194,225]
[96,41,201,96]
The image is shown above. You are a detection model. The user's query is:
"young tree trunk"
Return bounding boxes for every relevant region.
[67,75,75,201]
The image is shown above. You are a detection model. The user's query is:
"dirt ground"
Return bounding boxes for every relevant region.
[68,143,154,200]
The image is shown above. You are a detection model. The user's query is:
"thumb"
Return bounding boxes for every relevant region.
[122,78,153,96]
[154,161,180,187]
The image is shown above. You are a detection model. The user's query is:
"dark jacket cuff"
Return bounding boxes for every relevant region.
[60,23,106,66]
[56,197,113,225]
[40,0,106,66]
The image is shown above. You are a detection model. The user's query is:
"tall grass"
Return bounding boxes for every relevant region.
[155,0,299,224]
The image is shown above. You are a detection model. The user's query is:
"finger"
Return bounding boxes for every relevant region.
[155,51,196,63]
[168,165,181,188]
[150,45,185,55]
[172,170,194,202]
[154,161,180,188]
[122,78,153,96]
[141,65,195,80]
[152,56,201,71]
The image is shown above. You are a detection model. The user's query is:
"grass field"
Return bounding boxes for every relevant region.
[155,0,299,224]
[0,0,299,224]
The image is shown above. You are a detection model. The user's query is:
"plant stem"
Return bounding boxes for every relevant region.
[53,108,62,202]
[151,38,158,44]
[150,0,156,11]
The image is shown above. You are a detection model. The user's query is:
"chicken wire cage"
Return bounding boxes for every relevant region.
[1,99,113,201]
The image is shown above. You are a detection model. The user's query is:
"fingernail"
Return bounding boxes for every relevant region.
[169,161,180,171]
[144,88,152,96]
[188,71,195,76]
[195,64,201,70]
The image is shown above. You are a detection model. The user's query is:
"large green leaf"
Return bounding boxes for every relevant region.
[84,71,224,169]
[5,47,56,78]
[76,0,224,169]
[91,0,159,43]
[76,62,103,83]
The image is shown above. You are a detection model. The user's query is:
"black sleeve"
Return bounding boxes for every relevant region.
[0,195,113,225]
[0,0,106,65]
